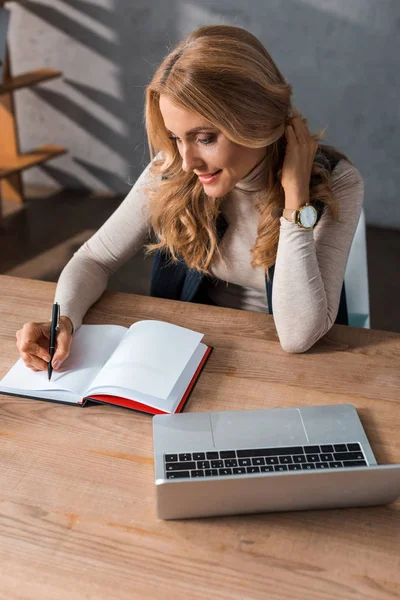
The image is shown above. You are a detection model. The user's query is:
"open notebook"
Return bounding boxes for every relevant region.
[0,320,211,415]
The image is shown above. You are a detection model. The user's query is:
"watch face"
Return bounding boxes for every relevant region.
[299,205,317,228]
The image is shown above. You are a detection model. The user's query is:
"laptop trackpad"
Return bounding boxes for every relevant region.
[210,408,308,449]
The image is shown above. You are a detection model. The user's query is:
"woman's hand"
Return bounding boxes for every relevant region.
[281,115,318,209]
[16,316,73,372]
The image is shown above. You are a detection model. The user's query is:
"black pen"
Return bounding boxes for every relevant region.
[48,302,60,381]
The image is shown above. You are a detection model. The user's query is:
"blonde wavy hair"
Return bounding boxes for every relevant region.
[145,25,351,273]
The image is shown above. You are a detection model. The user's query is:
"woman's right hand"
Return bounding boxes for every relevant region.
[16,316,74,372]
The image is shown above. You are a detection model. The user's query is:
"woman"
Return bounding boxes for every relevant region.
[16,25,364,371]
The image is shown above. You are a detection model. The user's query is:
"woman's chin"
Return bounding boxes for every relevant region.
[202,181,234,198]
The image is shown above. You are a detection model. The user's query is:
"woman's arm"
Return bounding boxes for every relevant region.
[55,161,155,332]
[272,160,364,352]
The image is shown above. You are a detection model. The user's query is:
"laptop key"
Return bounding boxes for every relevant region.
[233,467,247,475]
[343,460,367,467]
[288,464,302,471]
[329,461,343,468]
[279,456,293,464]
[197,461,210,469]
[252,457,265,466]
[304,446,320,454]
[293,455,306,463]
[167,471,190,479]
[316,462,330,469]
[302,463,316,470]
[211,460,223,469]
[334,444,347,452]
[320,445,334,453]
[165,454,178,462]
[179,453,192,461]
[193,452,206,460]
[225,459,238,467]
[206,452,219,460]
[334,452,364,461]
[220,451,236,459]
[247,466,261,473]
[260,466,274,472]
[219,468,233,476]
[347,443,361,452]
[265,457,279,465]
[274,465,288,472]
[238,458,251,466]
[191,470,205,477]
[166,461,196,471]
[320,453,333,462]
[306,454,320,462]
[204,469,219,477]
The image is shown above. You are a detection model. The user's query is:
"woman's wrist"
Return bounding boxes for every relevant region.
[283,189,309,210]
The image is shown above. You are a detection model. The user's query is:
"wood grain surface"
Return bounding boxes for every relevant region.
[0,275,399,600]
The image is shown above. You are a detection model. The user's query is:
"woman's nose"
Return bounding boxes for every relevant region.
[181,144,202,173]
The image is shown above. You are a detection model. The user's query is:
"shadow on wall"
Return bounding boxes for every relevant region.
[14,0,184,193]
[9,0,400,227]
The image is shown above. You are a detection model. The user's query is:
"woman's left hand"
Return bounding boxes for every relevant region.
[281,115,319,209]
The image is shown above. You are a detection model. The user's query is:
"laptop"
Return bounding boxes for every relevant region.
[152,404,400,519]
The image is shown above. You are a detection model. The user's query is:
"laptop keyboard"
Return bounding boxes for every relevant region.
[164,443,367,479]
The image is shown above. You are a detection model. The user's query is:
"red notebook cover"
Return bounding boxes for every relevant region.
[85,346,212,415]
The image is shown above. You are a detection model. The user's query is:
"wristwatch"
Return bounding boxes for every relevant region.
[282,203,318,229]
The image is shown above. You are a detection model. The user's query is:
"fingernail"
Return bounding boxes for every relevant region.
[53,360,61,370]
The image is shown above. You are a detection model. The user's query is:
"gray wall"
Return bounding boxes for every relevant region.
[7,0,400,228]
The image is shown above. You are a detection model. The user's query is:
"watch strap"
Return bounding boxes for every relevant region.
[282,208,298,223]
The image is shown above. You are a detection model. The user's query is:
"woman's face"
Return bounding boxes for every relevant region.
[159,95,267,197]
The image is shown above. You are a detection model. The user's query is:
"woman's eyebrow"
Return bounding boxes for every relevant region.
[167,126,215,137]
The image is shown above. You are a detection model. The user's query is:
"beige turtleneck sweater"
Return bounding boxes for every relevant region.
[55,155,364,352]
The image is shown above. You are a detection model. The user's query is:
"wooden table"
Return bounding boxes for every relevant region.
[0,275,399,600]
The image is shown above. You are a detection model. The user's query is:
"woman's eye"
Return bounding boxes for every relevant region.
[198,136,215,145]
[168,134,215,145]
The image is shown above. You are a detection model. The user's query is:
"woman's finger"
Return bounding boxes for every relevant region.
[16,322,51,362]
[52,328,73,370]
[290,116,308,144]
[21,351,49,371]
[285,124,297,146]
[51,317,74,370]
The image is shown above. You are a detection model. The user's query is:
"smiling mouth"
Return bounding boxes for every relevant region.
[196,170,222,182]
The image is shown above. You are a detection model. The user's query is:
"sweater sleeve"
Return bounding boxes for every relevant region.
[272,160,364,353]
[55,160,155,332]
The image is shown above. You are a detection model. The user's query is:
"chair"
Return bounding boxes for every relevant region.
[344,209,370,328]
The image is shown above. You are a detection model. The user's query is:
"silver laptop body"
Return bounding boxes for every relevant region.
[153,404,400,519]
